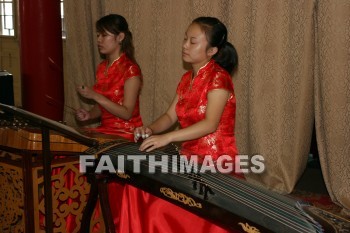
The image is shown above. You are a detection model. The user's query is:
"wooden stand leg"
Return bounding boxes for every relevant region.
[98,179,116,233]
[81,175,117,233]
[80,175,99,233]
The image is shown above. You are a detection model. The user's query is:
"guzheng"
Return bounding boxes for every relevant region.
[83,141,347,233]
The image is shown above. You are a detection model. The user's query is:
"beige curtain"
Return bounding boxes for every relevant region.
[63,0,350,214]
[315,0,350,216]
[232,1,315,195]
[63,0,104,126]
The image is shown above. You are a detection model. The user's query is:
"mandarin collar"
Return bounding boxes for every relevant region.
[193,59,214,77]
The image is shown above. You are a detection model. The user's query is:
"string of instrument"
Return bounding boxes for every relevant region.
[82,141,339,233]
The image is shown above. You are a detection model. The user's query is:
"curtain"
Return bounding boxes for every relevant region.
[231,0,315,194]
[63,0,103,126]
[314,0,350,216]
[63,0,350,214]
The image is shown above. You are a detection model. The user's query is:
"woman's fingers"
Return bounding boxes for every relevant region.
[139,137,154,151]
[134,127,151,142]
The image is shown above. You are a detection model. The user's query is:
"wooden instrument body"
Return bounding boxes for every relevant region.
[0,126,121,152]
[0,126,119,233]
[84,141,330,233]
[0,127,86,152]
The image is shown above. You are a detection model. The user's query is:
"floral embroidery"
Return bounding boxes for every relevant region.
[198,105,206,114]
[92,53,143,140]
[175,60,238,160]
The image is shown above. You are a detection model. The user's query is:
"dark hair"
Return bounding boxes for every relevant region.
[96,14,136,63]
[192,17,238,74]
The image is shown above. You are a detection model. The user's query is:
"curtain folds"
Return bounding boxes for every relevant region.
[63,0,350,214]
[314,0,350,215]
[233,0,315,194]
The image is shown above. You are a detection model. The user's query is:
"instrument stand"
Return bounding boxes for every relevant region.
[0,103,98,233]
[42,127,53,232]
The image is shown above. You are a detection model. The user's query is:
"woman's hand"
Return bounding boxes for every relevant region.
[76,85,98,100]
[76,108,90,121]
[139,134,171,152]
[134,126,153,142]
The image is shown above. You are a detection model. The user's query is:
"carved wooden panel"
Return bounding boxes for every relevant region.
[34,161,105,232]
[0,151,25,233]
[0,150,105,232]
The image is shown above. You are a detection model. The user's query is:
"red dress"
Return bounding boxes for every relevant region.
[176,59,238,161]
[115,60,240,233]
[91,52,143,141]
[90,53,143,231]
[41,54,144,232]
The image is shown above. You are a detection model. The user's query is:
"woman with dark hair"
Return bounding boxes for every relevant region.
[125,16,241,233]
[76,14,143,140]
[75,14,143,231]
[136,16,238,168]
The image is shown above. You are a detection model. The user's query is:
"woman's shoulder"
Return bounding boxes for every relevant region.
[97,59,108,68]
[212,62,230,76]
[207,63,234,90]
[178,70,192,83]
[122,57,142,78]
[176,70,192,91]
[182,70,192,78]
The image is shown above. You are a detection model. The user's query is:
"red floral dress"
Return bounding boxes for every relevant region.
[91,52,143,141]
[90,53,143,232]
[176,59,238,161]
[40,54,143,232]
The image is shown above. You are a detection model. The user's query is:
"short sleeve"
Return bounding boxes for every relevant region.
[124,64,142,80]
[207,71,233,92]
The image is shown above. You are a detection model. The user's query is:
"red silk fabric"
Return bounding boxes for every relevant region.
[115,185,239,233]
[91,52,143,141]
[176,60,238,161]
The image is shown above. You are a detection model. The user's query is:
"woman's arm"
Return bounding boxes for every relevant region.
[139,89,230,152]
[148,94,179,133]
[77,76,141,120]
[134,95,178,141]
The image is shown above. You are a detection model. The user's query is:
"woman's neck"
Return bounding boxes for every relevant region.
[103,52,123,76]
[106,51,122,64]
[192,60,211,77]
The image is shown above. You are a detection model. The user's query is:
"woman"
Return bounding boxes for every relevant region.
[126,16,240,233]
[76,14,143,141]
[136,16,238,173]
[75,14,143,231]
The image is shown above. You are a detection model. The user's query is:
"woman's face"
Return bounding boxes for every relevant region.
[96,30,121,56]
[182,23,212,69]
